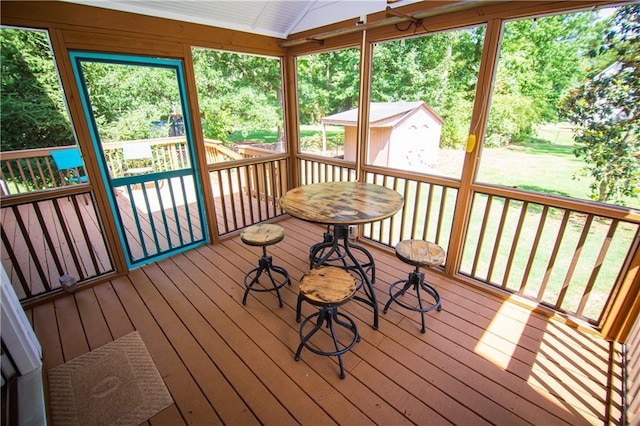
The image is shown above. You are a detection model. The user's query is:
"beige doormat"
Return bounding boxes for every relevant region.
[48,331,173,425]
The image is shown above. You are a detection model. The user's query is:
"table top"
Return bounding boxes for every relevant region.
[280,181,403,225]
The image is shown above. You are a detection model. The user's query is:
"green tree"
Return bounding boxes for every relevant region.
[192,48,283,143]
[80,62,178,142]
[560,5,639,204]
[297,48,360,125]
[1,28,75,151]
[491,11,603,144]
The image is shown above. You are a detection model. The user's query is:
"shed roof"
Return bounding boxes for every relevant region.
[321,101,443,127]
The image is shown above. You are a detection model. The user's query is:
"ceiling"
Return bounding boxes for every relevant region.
[62,0,425,39]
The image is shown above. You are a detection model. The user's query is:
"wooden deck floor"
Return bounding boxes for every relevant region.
[25,217,623,425]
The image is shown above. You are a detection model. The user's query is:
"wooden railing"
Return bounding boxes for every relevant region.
[0,146,82,194]
[297,154,357,185]
[3,142,637,325]
[361,167,460,251]
[209,155,290,235]
[461,187,639,323]
[0,138,239,195]
[0,190,114,300]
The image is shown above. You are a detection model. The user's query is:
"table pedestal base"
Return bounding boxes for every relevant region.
[309,225,379,329]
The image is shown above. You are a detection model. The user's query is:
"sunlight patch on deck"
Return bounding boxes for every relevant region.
[474,298,530,370]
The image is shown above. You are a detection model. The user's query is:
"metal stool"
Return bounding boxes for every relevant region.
[241,224,290,307]
[295,266,359,379]
[383,239,445,333]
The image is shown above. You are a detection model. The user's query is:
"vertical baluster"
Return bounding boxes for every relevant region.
[234,165,247,228]
[139,183,161,255]
[519,205,549,295]
[1,224,31,298]
[226,168,238,231]
[503,201,529,290]
[167,177,185,246]
[126,183,149,259]
[486,197,511,285]
[435,186,449,247]
[243,165,255,225]
[399,178,411,240]
[216,169,229,234]
[254,163,264,222]
[51,198,85,280]
[422,183,434,241]
[179,175,195,243]
[471,194,493,278]
[536,209,570,301]
[154,180,173,250]
[556,214,594,309]
[409,180,421,240]
[12,205,51,291]
[576,219,619,318]
[269,161,277,216]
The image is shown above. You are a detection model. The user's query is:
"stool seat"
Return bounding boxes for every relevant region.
[384,239,444,333]
[295,266,359,379]
[299,266,357,306]
[241,223,285,246]
[241,224,290,307]
[395,239,445,268]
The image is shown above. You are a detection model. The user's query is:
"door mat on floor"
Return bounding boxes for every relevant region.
[48,331,173,425]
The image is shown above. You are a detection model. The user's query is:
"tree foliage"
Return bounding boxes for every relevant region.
[0,28,75,151]
[296,48,360,124]
[192,48,284,143]
[560,4,639,204]
[80,62,180,142]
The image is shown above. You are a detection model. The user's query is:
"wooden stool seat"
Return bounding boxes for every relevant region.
[295,266,359,379]
[384,239,444,333]
[299,266,357,306]
[240,224,290,307]
[241,224,285,246]
[394,239,445,268]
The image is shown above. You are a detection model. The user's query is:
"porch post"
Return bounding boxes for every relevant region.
[600,240,640,342]
[283,54,300,189]
[356,31,372,183]
[445,19,502,276]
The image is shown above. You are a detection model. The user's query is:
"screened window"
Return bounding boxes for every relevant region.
[477,5,639,209]
[0,26,80,195]
[192,47,285,164]
[296,47,361,159]
[370,26,486,179]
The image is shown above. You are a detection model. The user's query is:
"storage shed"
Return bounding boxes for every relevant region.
[321,101,444,171]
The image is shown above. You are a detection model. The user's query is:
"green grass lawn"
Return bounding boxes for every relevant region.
[228,125,344,146]
[476,124,639,209]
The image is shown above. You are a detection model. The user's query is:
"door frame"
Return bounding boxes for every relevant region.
[68,51,209,268]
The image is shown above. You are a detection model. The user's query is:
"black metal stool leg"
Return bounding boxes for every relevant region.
[383,280,412,313]
[295,306,359,379]
[415,279,427,333]
[295,310,326,361]
[242,264,265,305]
[243,245,290,307]
[383,266,442,333]
[326,315,345,378]
[296,293,304,322]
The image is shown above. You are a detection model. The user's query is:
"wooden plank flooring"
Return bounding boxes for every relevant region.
[27,217,623,425]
